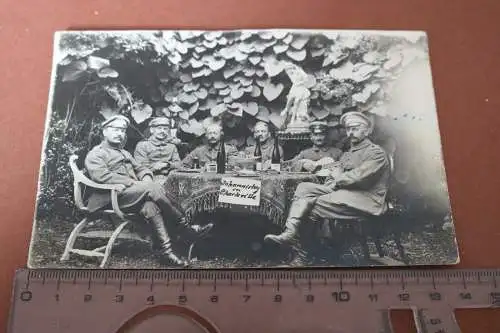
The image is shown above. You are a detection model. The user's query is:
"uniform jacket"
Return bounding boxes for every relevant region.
[292,145,342,171]
[327,138,391,215]
[84,141,153,212]
[181,143,238,169]
[134,138,181,173]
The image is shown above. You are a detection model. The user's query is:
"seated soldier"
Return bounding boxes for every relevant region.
[134,117,181,178]
[181,123,238,170]
[85,115,213,267]
[264,112,391,265]
[244,121,284,169]
[291,121,342,173]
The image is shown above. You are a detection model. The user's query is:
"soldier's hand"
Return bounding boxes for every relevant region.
[152,162,169,171]
[328,167,343,179]
[324,178,337,189]
[328,182,338,190]
[302,160,315,172]
[142,175,154,182]
[114,184,127,193]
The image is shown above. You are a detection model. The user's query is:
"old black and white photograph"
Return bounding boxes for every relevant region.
[28,29,459,268]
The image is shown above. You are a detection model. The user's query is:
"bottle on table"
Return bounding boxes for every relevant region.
[216,137,226,174]
[253,139,262,171]
[193,157,200,169]
[270,136,281,172]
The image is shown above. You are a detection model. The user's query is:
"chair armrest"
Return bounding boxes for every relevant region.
[69,155,124,191]
[69,154,127,216]
[110,189,126,220]
[77,176,124,191]
[75,175,125,190]
[74,180,127,219]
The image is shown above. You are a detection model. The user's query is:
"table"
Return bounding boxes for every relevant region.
[163,171,318,227]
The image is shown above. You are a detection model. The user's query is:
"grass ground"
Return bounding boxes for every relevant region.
[28,213,459,269]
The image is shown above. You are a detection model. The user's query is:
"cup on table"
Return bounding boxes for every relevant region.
[192,157,200,169]
[205,162,217,173]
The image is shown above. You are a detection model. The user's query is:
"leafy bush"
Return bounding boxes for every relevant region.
[37,112,87,217]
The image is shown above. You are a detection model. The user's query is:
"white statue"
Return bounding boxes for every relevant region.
[280,62,312,132]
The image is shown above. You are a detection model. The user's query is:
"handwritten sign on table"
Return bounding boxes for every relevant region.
[218,177,261,206]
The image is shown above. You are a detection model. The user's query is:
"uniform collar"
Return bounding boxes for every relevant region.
[349,138,371,151]
[206,143,220,151]
[101,140,124,150]
[260,139,272,149]
[312,145,330,152]
[149,136,170,146]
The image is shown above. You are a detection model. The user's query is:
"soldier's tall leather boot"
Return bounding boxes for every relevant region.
[264,217,301,246]
[289,244,309,267]
[153,189,213,238]
[263,199,313,246]
[147,213,187,267]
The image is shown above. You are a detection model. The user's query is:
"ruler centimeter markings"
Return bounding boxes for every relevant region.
[8,268,500,333]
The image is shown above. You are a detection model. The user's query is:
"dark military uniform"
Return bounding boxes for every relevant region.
[244,139,284,163]
[134,138,182,175]
[294,138,391,219]
[181,144,238,169]
[292,145,342,172]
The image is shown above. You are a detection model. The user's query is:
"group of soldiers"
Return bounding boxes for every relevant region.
[83,110,391,266]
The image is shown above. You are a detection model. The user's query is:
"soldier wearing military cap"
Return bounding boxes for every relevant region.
[291,121,342,172]
[100,114,131,131]
[134,117,182,177]
[264,111,391,265]
[85,115,213,267]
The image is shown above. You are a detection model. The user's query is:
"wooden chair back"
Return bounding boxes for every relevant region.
[69,154,128,219]
[69,155,89,212]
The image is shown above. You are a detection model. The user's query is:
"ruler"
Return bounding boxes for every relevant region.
[7,268,500,333]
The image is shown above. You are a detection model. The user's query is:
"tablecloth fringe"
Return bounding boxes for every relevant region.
[184,190,285,227]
